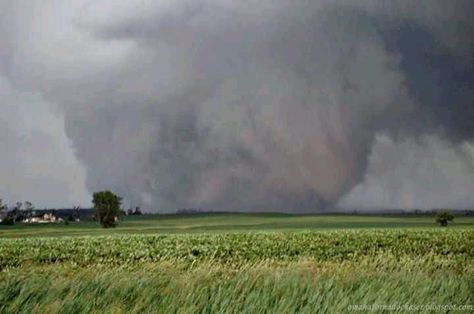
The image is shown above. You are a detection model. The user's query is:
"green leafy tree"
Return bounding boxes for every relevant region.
[436,211,454,227]
[92,191,122,228]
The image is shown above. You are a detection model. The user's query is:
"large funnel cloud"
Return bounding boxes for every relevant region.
[1,1,473,211]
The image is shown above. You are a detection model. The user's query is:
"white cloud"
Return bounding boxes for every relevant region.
[339,135,474,209]
[0,76,90,208]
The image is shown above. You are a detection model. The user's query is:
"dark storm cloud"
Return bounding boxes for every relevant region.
[1,1,473,211]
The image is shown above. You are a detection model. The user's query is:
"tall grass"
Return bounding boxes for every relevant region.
[0,229,472,313]
[0,260,472,313]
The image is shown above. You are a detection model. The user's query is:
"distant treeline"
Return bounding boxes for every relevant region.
[166,208,474,216]
[8,207,474,218]
[346,209,474,216]
[176,208,207,215]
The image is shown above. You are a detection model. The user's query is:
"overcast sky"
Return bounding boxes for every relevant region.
[0,1,473,211]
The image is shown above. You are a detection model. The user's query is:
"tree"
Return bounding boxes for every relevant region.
[133,206,143,215]
[0,199,7,220]
[0,199,14,225]
[24,201,34,219]
[0,198,6,212]
[436,211,454,227]
[73,206,81,220]
[92,191,122,228]
[24,201,34,211]
[12,202,24,222]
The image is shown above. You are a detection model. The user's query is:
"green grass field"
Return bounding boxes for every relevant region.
[1,213,473,238]
[0,214,473,313]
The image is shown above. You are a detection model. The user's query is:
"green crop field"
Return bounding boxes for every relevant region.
[0,214,473,313]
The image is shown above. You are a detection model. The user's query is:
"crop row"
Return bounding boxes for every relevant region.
[0,229,472,269]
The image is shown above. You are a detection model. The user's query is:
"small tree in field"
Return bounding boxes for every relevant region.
[436,211,454,227]
[92,191,122,228]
